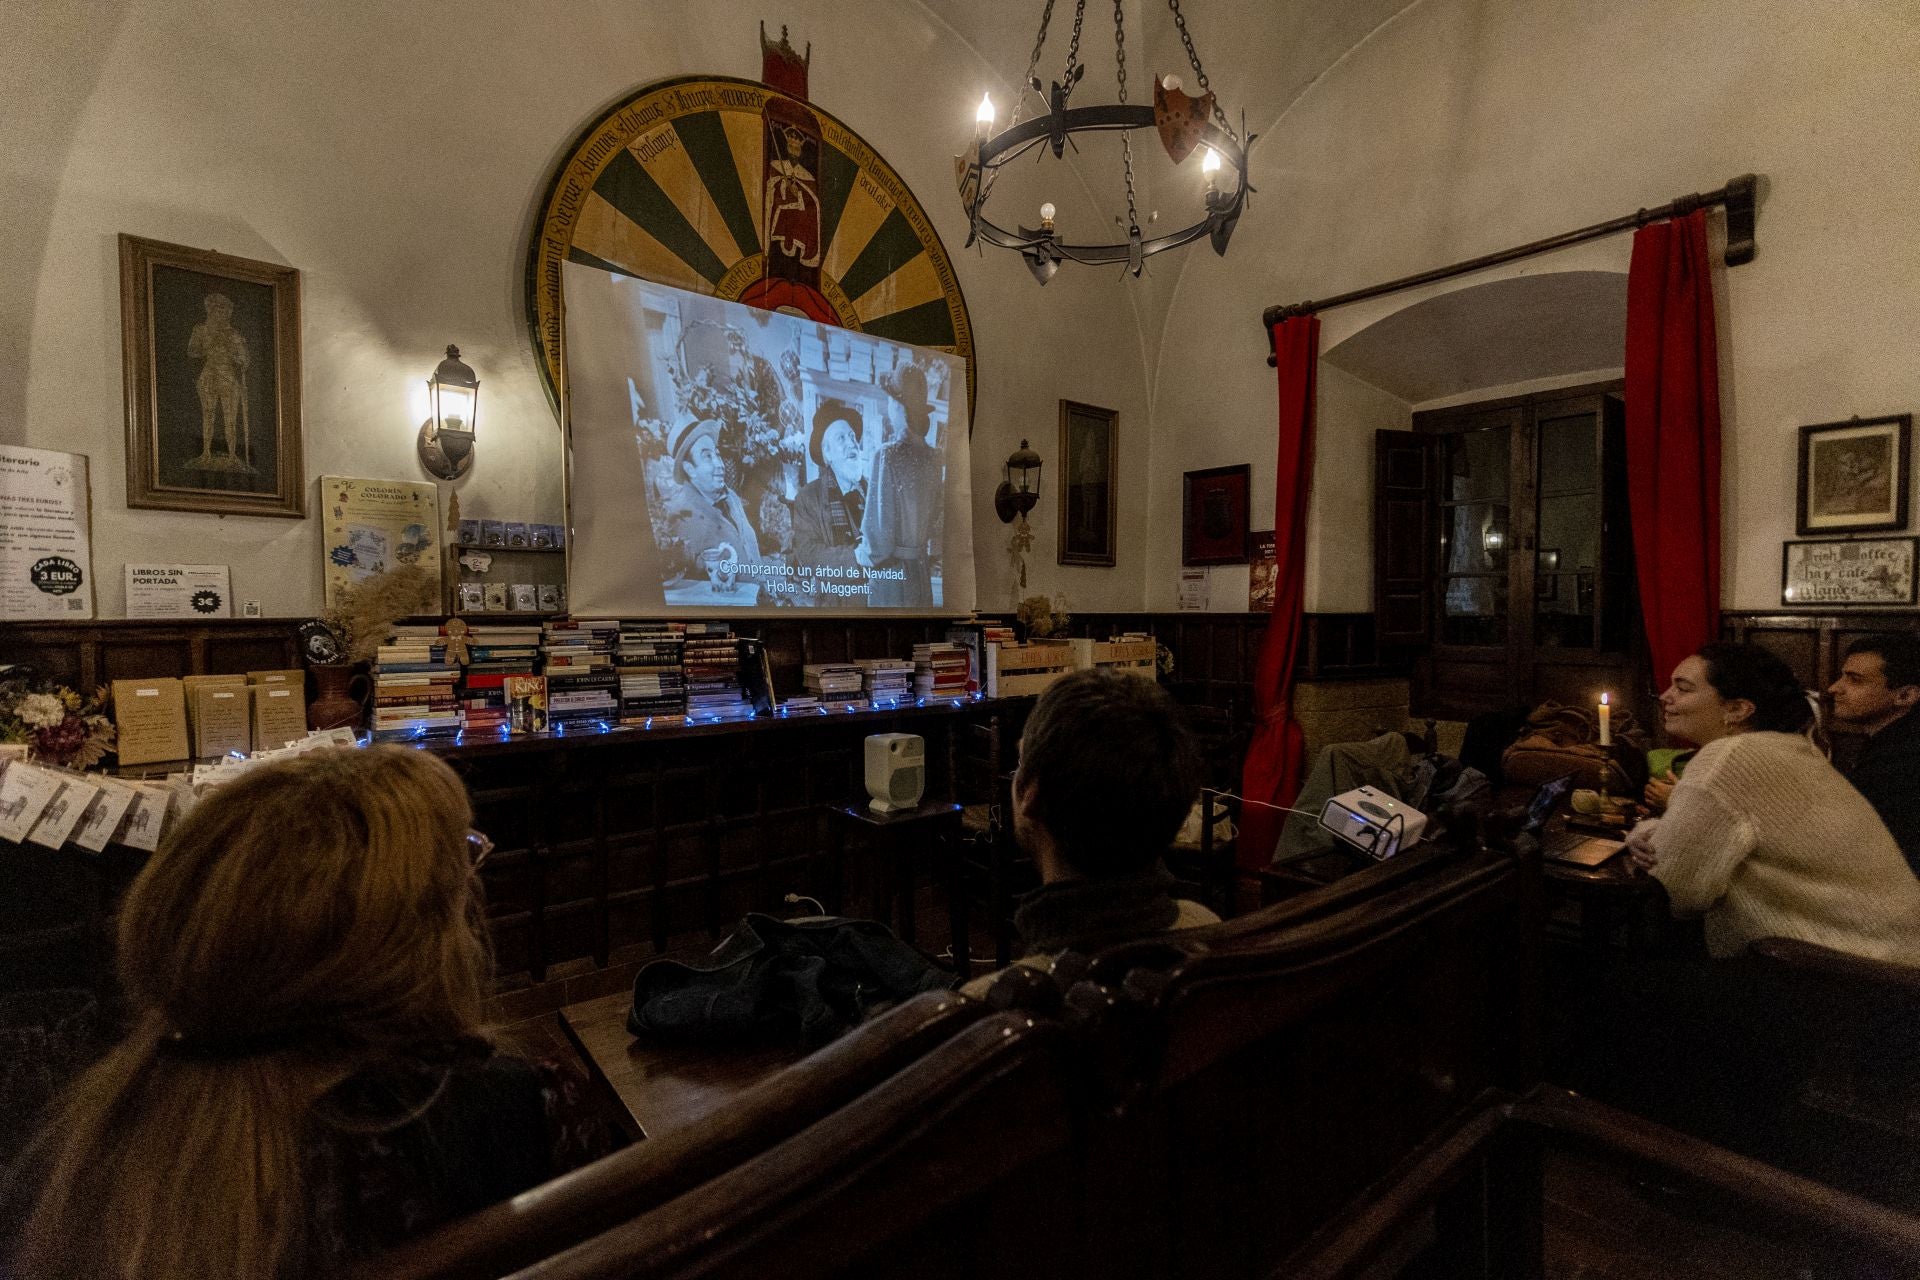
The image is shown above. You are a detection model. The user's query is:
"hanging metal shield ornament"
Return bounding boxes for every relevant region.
[1153,79,1215,165]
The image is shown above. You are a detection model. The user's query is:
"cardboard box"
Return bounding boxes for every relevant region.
[111,678,191,765]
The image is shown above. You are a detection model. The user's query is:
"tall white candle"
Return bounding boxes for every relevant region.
[1598,692,1611,747]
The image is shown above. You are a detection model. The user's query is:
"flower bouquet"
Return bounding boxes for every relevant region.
[0,674,115,770]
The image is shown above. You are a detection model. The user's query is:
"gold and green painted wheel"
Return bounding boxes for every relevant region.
[527,75,975,418]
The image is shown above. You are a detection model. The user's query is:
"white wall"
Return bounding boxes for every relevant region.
[1148,0,1920,613]
[1,0,1155,617]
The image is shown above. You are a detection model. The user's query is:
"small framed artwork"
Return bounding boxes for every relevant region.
[1058,400,1117,567]
[1796,414,1911,536]
[1182,464,1251,566]
[1781,537,1918,607]
[119,234,304,518]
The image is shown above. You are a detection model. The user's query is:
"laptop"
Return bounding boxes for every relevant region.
[1522,775,1626,867]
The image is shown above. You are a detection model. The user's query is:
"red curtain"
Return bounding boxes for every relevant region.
[1624,209,1722,688]
[1238,315,1320,870]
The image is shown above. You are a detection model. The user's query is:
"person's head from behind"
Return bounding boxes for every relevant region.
[19,746,490,1280]
[1661,641,1812,746]
[1829,633,1920,733]
[1014,669,1199,882]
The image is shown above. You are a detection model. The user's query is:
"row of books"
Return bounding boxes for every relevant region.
[799,657,915,711]
[684,622,751,722]
[372,626,460,741]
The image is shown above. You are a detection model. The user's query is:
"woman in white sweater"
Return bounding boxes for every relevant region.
[1628,641,1920,964]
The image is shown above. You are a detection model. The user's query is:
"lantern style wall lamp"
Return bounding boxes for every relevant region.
[995,438,1043,524]
[417,344,479,480]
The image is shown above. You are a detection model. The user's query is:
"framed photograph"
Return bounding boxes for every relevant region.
[1796,414,1911,536]
[1182,464,1251,566]
[119,234,304,518]
[1782,537,1918,607]
[1058,400,1117,567]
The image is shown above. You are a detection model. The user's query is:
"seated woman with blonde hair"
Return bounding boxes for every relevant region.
[8,746,623,1279]
[1628,641,1920,963]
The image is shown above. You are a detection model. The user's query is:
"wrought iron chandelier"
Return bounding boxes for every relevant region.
[957,0,1252,285]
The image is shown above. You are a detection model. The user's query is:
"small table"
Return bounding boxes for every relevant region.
[825,800,967,972]
[1542,846,1667,951]
[556,991,803,1140]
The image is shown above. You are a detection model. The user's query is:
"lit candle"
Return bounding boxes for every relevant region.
[974,93,994,143]
[1598,692,1611,747]
[1201,146,1221,194]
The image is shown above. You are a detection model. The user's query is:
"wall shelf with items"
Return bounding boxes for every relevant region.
[452,525,567,616]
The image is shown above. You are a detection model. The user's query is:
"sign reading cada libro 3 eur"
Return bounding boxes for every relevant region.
[0,445,94,621]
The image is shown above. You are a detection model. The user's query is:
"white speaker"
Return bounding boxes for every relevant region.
[865,733,926,814]
[1318,786,1427,860]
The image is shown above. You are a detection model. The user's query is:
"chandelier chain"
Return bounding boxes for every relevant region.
[1167,0,1233,135]
[1064,0,1088,90]
[1113,0,1140,231]
[1017,0,1057,124]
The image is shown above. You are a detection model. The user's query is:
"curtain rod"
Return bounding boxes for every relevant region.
[1262,173,1757,364]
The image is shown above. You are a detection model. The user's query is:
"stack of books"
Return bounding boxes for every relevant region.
[683,623,751,721]
[459,623,541,733]
[542,619,620,729]
[372,627,461,740]
[615,621,687,723]
[912,641,971,700]
[858,657,914,706]
[803,662,867,710]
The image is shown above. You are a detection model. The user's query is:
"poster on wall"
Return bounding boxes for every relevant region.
[1781,538,1917,607]
[0,446,94,621]
[319,476,441,610]
[125,564,232,618]
[1248,530,1277,612]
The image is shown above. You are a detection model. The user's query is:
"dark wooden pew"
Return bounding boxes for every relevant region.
[363,989,988,1280]
[493,1008,1083,1280]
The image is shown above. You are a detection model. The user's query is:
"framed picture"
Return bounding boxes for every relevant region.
[1058,400,1117,567]
[1796,414,1910,536]
[1182,464,1251,566]
[1781,537,1918,607]
[119,234,304,518]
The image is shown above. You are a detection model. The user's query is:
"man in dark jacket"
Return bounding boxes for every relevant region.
[1829,633,1920,874]
[792,401,867,606]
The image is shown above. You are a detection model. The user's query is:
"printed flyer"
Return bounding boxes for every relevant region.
[126,564,233,618]
[0,446,94,620]
[319,475,442,609]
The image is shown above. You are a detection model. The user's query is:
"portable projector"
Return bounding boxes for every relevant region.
[865,733,926,814]
[1318,786,1427,860]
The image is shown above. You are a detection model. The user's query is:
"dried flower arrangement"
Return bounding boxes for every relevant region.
[320,564,440,664]
[0,674,116,770]
[1015,593,1071,639]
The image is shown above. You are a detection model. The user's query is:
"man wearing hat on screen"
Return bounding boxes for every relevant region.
[662,416,761,589]
[792,400,869,606]
[859,364,941,608]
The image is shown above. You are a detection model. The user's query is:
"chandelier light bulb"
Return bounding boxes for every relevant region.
[1039,202,1056,227]
[1162,73,1182,92]
[976,93,994,125]
[1201,147,1221,174]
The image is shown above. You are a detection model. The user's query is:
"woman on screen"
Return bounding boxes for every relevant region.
[858,364,941,608]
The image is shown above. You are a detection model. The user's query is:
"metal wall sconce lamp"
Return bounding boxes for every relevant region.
[995,438,1043,524]
[418,344,479,481]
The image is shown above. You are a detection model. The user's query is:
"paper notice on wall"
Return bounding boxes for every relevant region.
[1176,567,1212,611]
[320,476,442,610]
[126,564,233,618]
[0,446,94,621]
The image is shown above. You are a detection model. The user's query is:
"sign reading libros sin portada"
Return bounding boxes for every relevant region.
[125,564,232,618]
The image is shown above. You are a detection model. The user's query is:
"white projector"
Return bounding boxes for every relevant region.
[865,733,926,814]
[1319,786,1427,860]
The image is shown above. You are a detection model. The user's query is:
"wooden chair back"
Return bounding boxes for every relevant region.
[364,990,988,1280]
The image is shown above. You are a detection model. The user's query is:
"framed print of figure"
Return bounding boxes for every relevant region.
[1058,400,1117,567]
[1796,414,1910,536]
[1182,464,1250,566]
[120,234,305,518]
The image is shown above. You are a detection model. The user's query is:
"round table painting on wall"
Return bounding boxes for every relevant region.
[526,75,975,418]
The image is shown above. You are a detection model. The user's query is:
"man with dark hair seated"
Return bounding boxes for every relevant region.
[963,670,1218,996]
[1829,632,1920,873]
